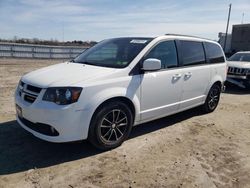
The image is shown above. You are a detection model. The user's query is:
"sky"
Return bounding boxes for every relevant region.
[0,0,250,42]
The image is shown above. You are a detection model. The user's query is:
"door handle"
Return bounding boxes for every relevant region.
[172,74,182,79]
[184,72,192,77]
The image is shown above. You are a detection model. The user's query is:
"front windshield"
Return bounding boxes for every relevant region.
[73,37,153,68]
[228,53,250,62]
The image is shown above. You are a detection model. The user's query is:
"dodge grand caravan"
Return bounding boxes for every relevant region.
[15,35,227,150]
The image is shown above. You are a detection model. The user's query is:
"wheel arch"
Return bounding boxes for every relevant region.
[206,76,224,96]
[212,80,222,88]
[88,96,136,139]
[92,96,136,122]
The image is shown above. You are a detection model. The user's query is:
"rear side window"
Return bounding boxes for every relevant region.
[204,42,225,63]
[145,40,178,69]
[180,41,206,66]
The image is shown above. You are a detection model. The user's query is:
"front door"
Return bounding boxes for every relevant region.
[140,40,183,121]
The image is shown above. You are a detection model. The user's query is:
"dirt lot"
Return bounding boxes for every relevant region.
[0,58,250,188]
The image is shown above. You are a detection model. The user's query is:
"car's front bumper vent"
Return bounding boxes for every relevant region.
[18,116,59,136]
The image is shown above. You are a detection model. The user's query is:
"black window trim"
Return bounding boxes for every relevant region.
[129,39,225,76]
[202,42,208,64]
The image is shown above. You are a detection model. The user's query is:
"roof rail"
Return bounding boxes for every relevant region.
[165,33,213,41]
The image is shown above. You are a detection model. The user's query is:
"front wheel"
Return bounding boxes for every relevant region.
[88,101,133,150]
[202,84,221,113]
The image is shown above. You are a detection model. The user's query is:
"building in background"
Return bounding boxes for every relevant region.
[231,23,250,52]
[218,23,250,55]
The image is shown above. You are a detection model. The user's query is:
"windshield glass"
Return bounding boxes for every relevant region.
[228,53,250,62]
[73,37,153,68]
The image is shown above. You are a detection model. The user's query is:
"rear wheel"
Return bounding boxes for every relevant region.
[202,84,221,113]
[88,101,133,150]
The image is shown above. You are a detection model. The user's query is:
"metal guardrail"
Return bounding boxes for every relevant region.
[0,42,88,59]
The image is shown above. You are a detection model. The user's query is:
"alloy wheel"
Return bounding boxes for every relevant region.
[100,109,128,143]
[208,86,220,110]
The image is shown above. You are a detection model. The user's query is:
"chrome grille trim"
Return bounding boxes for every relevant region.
[227,67,248,75]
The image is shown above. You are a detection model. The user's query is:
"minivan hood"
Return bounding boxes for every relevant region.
[227,61,250,69]
[22,62,117,88]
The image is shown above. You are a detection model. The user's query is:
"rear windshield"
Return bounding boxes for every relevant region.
[73,37,153,68]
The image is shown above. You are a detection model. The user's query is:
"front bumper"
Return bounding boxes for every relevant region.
[15,89,91,143]
[227,74,249,79]
[226,74,250,88]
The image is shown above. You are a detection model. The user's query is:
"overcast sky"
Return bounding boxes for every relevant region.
[0,0,250,42]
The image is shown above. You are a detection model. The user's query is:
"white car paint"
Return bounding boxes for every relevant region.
[22,62,118,88]
[227,61,250,69]
[15,35,227,143]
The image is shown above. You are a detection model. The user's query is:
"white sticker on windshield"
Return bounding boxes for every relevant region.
[130,39,148,44]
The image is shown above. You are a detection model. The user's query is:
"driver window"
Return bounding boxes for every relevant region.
[145,40,178,69]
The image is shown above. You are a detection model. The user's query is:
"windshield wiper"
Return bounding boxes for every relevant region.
[69,59,94,65]
[76,61,96,66]
[72,60,118,68]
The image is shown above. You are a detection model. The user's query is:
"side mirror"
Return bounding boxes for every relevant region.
[142,58,161,71]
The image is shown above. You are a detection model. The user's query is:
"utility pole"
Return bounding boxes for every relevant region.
[224,3,232,52]
[241,13,245,24]
[62,22,65,42]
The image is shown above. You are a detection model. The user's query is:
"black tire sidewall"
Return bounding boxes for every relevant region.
[89,101,133,150]
[204,84,221,113]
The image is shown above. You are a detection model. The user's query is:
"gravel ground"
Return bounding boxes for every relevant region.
[0,58,250,188]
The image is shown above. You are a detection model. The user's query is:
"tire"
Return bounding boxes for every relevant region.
[88,101,133,150]
[202,84,221,113]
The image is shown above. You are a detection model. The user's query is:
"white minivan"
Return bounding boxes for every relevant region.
[15,35,227,150]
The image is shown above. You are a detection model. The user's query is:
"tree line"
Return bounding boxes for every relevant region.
[0,36,97,47]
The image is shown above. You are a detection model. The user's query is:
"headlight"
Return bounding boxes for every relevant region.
[43,87,82,105]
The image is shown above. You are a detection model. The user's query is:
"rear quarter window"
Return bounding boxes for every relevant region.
[204,42,225,63]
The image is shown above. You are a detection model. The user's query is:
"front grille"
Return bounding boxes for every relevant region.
[228,67,248,75]
[18,116,59,136]
[27,85,42,93]
[18,81,42,104]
